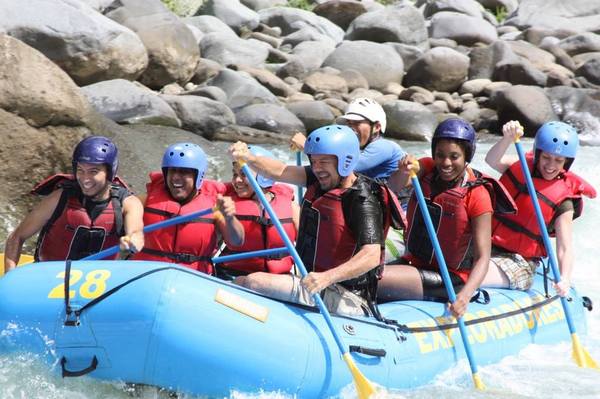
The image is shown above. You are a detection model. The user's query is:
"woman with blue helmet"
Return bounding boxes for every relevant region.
[382,118,516,318]
[230,125,405,317]
[4,136,145,272]
[217,145,300,279]
[133,142,244,275]
[483,120,596,296]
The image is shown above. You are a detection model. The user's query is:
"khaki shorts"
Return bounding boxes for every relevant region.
[490,250,540,290]
[289,275,371,317]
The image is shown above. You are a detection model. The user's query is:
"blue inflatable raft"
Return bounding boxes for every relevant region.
[0,260,592,397]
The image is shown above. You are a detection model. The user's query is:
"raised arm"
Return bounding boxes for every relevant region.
[120,195,145,253]
[485,120,522,173]
[229,141,307,186]
[4,190,62,273]
[387,154,419,194]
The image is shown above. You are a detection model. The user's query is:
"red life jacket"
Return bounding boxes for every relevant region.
[33,174,129,261]
[133,172,226,274]
[219,183,296,274]
[404,159,517,281]
[492,153,596,258]
[296,174,406,291]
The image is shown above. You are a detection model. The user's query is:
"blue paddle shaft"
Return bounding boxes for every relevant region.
[514,141,578,334]
[240,164,349,356]
[296,151,304,203]
[82,207,215,261]
[410,174,481,376]
[212,247,288,264]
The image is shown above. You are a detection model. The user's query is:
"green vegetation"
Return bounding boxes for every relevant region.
[161,0,178,13]
[286,0,314,11]
[494,6,508,23]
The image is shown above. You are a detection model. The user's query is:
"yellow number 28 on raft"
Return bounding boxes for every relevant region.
[48,269,111,299]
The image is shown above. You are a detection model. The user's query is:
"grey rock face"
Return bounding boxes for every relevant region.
[105,0,200,89]
[206,69,279,111]
[322,41,404,90]
[82,79,180,127]
[0,34,91,127]
[404,47,470,92]
[429,11,498,46]
[235,103,306,134]
[383,100,439,141]
[162,95,236,137]
[345,4,428,47]
[0,0,148,85]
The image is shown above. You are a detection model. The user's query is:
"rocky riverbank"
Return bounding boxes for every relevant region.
[1,0,599,241]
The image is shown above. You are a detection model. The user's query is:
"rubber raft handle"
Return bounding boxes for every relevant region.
[61,355,98,378]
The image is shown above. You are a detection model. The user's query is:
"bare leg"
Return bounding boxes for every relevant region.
[234,272,298,302]
[377,265,424,302]
[481,262,510,288]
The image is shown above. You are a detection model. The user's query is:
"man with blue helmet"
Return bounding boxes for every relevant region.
[217,145,300,279]
[230,125,405,317]
[133,142,244,274]
[4,136,145,273]
[290,97,405,181]
[483,120,596,296]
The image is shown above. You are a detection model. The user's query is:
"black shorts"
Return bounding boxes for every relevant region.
[418,269,465,302]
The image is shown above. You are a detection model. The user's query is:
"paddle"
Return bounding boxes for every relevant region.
[81,206,218,261]
[295,151,304,203]
[212,247,288,264]
[409,165,485,390]
[239,161,376,399]
[514,135,599,369]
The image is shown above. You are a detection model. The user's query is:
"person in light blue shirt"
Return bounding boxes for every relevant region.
[291,97,406,181]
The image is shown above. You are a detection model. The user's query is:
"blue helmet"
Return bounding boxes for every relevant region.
[72,136,119,181]
[162,142,208,189]
[304,124,360,177]
[534,121,578,170]
[248,145,275,188]
[432,118,476,162]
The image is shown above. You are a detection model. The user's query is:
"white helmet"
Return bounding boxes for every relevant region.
[337,97,387,134]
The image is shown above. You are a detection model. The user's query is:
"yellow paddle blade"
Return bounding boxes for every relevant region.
[472,372,486,390]
[572,333,600,369]
[0,253,34,277]
[342,353,377,399]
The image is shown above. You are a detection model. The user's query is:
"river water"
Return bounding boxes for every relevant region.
[0,137,599,398]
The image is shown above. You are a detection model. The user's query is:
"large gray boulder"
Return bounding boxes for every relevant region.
[424,0,485,18]
[505,0,600,33]
[235,103,306,134]
[81,79,181,127]
[429,11,497,45]
[206,69,279,110]
[491,85,558,135]
[183,15,239,38]
[345,4,428,47]
[201,33,270,67]
[558,33,600,56]
[322,41,404,90]
[404,47,470,92]
[162,95,236,137]
[0,34,90,127]
[286,101,335,133]
[105,0,200,89]
[258,7,345,44]
[313,0,368,31]
[277,41,336,79]
[0,0,148,85]
[383,100,438,141]
[200,0,260,34]
[468,40,518,80]
[575,58,600,86]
